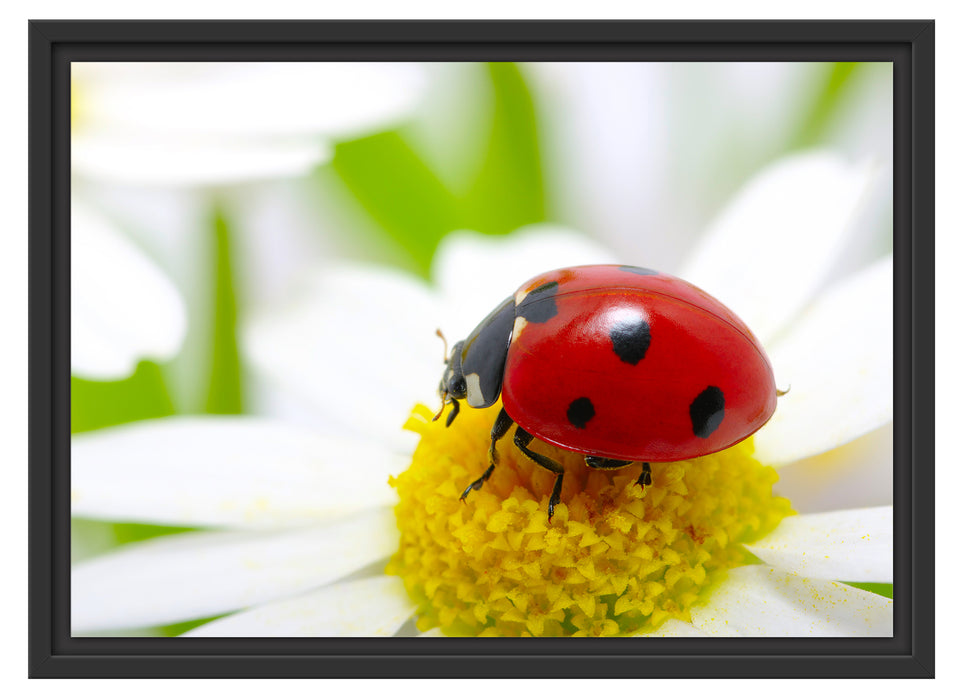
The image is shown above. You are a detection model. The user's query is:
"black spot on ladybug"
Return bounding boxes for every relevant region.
[516,281,559,324]
[690,386,725,438]
[619,265,659,276]
[609,316,651,365]
[567,396,596,429]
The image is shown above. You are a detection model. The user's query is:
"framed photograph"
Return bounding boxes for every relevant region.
[29,20,934,677]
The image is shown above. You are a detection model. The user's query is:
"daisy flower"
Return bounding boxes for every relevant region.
[71,62,427,380]
[71,151,892,637]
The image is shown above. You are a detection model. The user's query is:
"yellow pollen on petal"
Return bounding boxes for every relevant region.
[387,402,793,637]
[71,78,88,132]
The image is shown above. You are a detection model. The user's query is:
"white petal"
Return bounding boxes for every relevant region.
[432,225,617,342]
[526,64,677,265]
[680,152,879,345]
[689,566,893,636]
[71,417,403,528]
[636,618,716,637]
[243,264,442,449]
[78,62,426,140]
[72,507,397,632]
[71,202,187,379]
[72,63,426,186]
[530,64,823,272]
[184,576,414,637]
[73,130,331,187]
[773,423,893,514]
[745,507,892,583]
[754,256,893,465]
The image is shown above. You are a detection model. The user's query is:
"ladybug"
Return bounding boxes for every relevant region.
[436,264,779,519]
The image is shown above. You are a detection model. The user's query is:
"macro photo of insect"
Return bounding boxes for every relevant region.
[71,60,893,639]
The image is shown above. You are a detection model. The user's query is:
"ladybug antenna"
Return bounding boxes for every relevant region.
[776,385,791,397]
[436,328,449,363]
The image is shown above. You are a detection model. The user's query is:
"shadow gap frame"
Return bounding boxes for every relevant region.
[28,19,935,679]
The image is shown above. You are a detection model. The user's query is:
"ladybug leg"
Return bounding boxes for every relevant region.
[487,407,514,468]
[460,407,513,501]
[513,427,565,521]
[636,462,652,488]
[445,397,460,427]
[584,456,633,470]
[585,457,652,491]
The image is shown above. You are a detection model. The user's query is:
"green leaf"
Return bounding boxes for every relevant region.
[158,614,225,637]
[72,518,200,565]
[204,206,244,414]
[791,62,863,149]
[332,131,460,278]
[330,62,546,276]
[111,522,198,546]
[843,581,893,599]
[71,361,175,434]
[460,62,545,234]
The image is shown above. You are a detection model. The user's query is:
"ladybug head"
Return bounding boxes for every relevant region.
[435,340,467,426]
[433,296,514,427]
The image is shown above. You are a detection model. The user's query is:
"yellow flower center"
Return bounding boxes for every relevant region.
[386,402,793,637]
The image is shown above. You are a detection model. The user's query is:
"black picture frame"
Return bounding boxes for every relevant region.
[29,19,935,678]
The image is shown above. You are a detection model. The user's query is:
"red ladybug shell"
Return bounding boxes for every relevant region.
[500,265,777,462]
